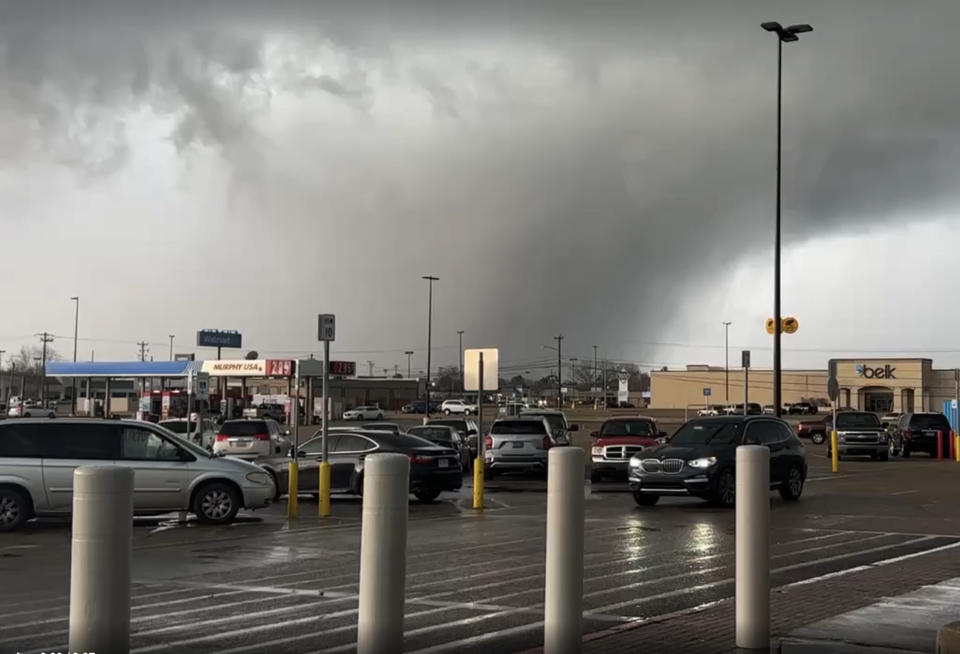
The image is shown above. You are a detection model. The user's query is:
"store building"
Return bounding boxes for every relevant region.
[650,358,958,413]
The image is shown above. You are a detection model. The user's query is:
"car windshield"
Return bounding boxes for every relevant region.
[600,420,654,436]
[160,421,193,434]
[911,414,949,429]
[523,413,566,431]
[220,421,268,436]
[430,420,466,432]
[410,427,454,442]
[836,413,881,428]
[492,420,546,435]
[152,424,211,458]
[670,420,741,445]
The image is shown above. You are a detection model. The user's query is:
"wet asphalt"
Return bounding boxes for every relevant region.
[2,449,960,654]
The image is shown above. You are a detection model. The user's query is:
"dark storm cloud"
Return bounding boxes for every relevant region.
[2,0,960,363]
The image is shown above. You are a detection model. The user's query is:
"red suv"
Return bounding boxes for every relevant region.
[590,416,665,482]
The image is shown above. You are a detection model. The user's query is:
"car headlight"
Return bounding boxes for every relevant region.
[246,471,272,485]
[591,446,603,456]
[629,457,642,468]
[687,457,717,469]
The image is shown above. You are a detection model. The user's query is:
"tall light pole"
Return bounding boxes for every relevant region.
[457,330,465,392]
[544,336,564,408]
[0,349,5,407]
[422,275,439,417]
[168,335,175,361]
[723,321,732,402]
[762,20,812,418]
[70,296,79,415]
[592,345,599,410]
[405,351,414,379]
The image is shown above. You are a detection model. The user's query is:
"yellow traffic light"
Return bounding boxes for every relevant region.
[765,318,776,335]
[782,316,799,334]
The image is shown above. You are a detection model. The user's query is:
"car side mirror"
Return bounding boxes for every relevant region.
[568,424,579,432]
[590,431,599,438]
[468,428,478,435]
[275,445,282,454]
[659,431,668,438]
[656,437,667,446]
[555,435,569,446]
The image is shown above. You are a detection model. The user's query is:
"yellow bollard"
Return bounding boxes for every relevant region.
[287,461,299,519]
[955,433,960,463]
[831,431,839,474]
[472,458,484,510]
[318,461,331,517]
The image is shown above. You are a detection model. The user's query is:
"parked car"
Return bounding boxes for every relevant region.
[342,406,384,421]
[762,405,776,415]
[7,404,56,418]
[0,418,275,531]
[212,418,291,460]
[889,412,952,457]
[628,415,807,507]
[401,400,438,414]
[788,402,819,415]
[361,422,402,434]
[408,424,471,472]
[441,399,478,416]
[428,418,480,458]
[159,417,217,450]
[518,409,579,445]
[880,412,902,429]
[697,406,721,417]
[796,418,828,445]
[590,416,665,482]
[242,403,286,423]
[484,416,557,478]
[262,430,462,502]
[825,412,889,460]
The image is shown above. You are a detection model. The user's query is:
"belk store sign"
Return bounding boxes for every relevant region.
[856,364,896,379]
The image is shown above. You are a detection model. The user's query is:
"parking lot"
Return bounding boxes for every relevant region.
[3,444,960,654]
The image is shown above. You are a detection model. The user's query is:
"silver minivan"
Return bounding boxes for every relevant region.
[0,419,275,532]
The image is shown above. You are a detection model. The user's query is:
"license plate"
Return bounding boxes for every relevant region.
[512,441,524,449]
[438,459,449,468]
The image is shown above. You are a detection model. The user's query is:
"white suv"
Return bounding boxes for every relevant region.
[442,399,478,415]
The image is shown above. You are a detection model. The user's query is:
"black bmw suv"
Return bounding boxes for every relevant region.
[628,415,807,508]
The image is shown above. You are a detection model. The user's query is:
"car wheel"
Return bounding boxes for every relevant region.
[902,444,911,458]
[443,409,452,415]
[779,465,804,501]
[376,413,384,420]
[590,471,602,484]
[811,432,825,445]
[193,482,241,525]
[0,487,31,532]
[415,489,442,503]
[484,465,497,480]
[712,468,736,508]
[632,492,659,506]
[879,451,889,462]
[47,412,56,419]
[888,439,899,457]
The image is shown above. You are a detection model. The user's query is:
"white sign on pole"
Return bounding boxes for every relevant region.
[318,314,336,342]
[618,379,629,404]
[464,348,499,391]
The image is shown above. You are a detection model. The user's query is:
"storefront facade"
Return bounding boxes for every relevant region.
[651,358,956,413]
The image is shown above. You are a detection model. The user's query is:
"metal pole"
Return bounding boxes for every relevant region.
[0,350,5,408]
[357,453,409,654]
[68,466,134,654]
[744,362,749,415]
[592,345,598,411]
[458,330,464,391]
[555,335,563,409]
[168,335,174,361]
[735,445,770,650]
[544,446,585,654]
[773,37,783,418]
[72,297,79,415]
[423,276,438,418]
[723,321,731,402]
[473,352,485,510]
[319,340,331,517]
[287,366,300,520]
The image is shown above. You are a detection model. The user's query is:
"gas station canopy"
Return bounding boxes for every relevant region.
[45,361,203,378]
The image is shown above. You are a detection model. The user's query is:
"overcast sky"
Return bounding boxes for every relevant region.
[2,0,960,375]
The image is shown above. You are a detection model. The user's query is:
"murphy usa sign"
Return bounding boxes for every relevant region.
[856,364,896,379]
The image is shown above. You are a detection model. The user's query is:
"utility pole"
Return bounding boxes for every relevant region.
[422,275,439,418]
[405,351,414,379]
[723,321,732,402]
[457,330,465,392]
[592,345,599,410]
[137,341,149,362]
[168,335,175,361]
[0,349,5,406]
[70,296,79,415]
[554,335,564,409]
[36,332,54,408]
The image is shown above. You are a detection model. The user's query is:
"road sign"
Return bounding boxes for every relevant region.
[741,350,751,368]
[703,388,711,397]
[827,359,838,401]
[318,314,336,341]
[464,348,499,391]
[196,330,242,348]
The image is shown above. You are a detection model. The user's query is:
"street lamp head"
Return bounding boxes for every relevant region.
[787,24,813,34]
[780,32,799,42]
[761,21,782,32]
[70,296,78,301]
[421,275,439,281]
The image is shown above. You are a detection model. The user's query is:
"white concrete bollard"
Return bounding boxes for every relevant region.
[735,445,770,650]
[357,453,410,654]
[69,466,135,654]
[544,446,585,654]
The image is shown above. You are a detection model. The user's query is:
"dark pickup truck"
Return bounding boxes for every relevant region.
[826,411,889,460]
